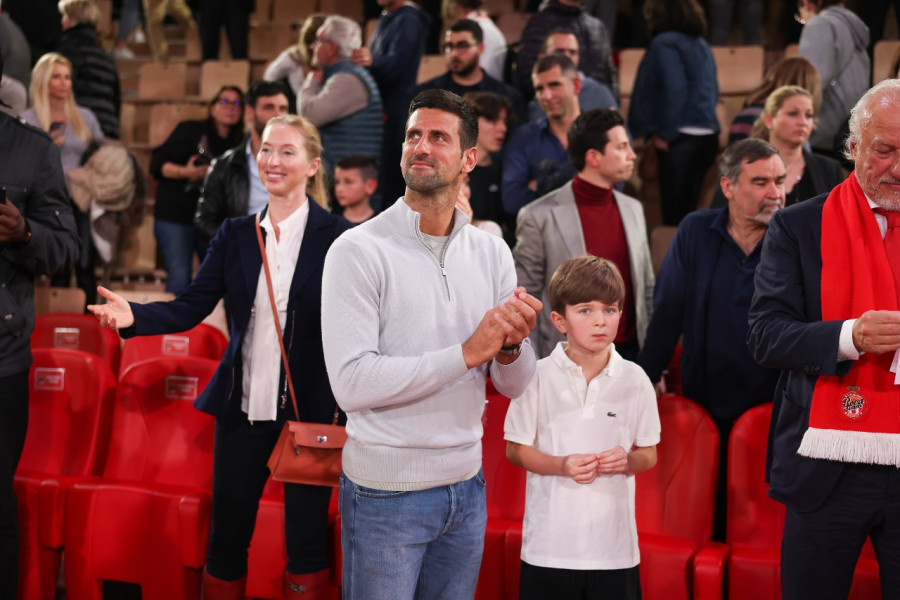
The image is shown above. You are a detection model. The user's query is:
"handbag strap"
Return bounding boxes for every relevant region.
[255,212,302,422]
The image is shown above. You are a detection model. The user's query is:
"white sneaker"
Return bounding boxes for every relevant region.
[113,46,136,59]
[133,28,147,44]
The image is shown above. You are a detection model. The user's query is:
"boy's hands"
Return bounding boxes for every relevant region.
[563,446,629,483]
[563,454,599,484]
[596,446,629,475]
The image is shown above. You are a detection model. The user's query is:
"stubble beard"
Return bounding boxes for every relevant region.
[858,167,900,212]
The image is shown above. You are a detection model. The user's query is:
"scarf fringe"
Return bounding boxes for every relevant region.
[799,427,900,467]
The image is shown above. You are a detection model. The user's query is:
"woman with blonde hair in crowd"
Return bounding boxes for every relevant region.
[24,53,102,172]
[89,114,349,599]
[751,85,843,205]
[23,52,103,304]
[728,56,821,144]
[264,13,328,99]
[713,85,843,209]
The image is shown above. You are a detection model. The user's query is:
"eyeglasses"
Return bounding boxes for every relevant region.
[551,48,579,57]
[217,97,243,107]
[442,41,477,53]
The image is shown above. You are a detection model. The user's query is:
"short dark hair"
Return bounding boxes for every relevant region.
[549,254,626,314]
[567,109,625,171]
[542,28,578,53]
[336,154,378,181]
[719,138,781,183]
[643,0,707,37]
[246,80,290,110]
[408,89,479,151]
[463,91,515,127]
[446,0,483,10]
[448,18,484,44]
[532,53,577,78]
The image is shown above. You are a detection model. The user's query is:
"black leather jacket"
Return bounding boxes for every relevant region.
[0,114,79,377]
[194,140,250,241]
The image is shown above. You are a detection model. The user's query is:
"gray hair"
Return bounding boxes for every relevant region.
[719,138,782,183]
[319,15,362,59]
[844,78,900,162]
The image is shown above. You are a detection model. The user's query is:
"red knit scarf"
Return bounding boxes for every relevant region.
[798,173,900,466]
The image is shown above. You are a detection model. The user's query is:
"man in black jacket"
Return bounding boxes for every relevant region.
[194,81,289,241]
[0,51,79,595]
[55,0,121,139]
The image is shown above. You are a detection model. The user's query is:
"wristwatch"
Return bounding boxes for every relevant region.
[498,343,521,356]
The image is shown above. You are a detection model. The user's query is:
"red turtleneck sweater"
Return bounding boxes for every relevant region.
[571,174,636,344]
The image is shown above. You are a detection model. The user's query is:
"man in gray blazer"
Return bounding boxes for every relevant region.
[514,108,654,359]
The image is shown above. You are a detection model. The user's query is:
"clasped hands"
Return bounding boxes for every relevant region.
[462,287,542,368]
[563,447,629,484]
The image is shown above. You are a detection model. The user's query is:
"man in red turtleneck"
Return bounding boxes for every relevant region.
[514,108,654,360]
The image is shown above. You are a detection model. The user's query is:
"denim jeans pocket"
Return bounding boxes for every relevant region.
[474,469,486,488]
[354,486,409,500]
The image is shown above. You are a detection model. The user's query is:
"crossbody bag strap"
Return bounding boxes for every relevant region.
[255,213,301,422]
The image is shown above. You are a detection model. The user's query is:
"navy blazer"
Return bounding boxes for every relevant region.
[747,194,853,512]
[124,201,352,428]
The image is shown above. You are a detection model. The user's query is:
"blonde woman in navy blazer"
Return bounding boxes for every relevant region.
[89,115,351,599]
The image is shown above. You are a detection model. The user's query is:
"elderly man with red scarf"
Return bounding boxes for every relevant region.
[748,78,900,600]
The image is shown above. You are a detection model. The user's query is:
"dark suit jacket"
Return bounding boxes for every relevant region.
[124,201,351,428]
[747,194,853,512]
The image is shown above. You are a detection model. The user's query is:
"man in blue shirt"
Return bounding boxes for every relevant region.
[501,55,580,221]
[526,29,617,123]
[636,138,786,539]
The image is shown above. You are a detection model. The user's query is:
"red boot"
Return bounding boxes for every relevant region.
[201,568,246,600]
[283,570,331,598]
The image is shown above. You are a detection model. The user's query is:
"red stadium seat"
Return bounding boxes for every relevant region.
[634,394,721,600]
[32,313,122,375]
[58,357,218,600]
[694,402,881,599]
[118,322,227,378]
[15,349,116,600]
[487,392,720,600]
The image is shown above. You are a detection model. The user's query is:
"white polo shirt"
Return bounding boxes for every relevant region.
[504,342,660,570]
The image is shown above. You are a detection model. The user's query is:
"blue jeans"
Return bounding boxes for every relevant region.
[339,469,487,600]
[154,219,207,296]
[117,0,145,41]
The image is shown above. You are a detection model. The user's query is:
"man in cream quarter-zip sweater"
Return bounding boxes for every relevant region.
[322,89,540,600]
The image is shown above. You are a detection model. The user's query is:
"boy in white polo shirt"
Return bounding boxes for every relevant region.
[504,254,660,600]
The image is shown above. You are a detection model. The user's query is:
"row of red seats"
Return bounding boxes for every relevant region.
[16,349,327,600]
[18,344,881,599]
[477,391,882,600]
[30,312,228,379]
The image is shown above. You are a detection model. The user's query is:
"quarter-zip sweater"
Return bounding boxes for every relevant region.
[322,198,537,490]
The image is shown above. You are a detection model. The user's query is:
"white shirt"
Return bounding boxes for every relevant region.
[504,343,661,570]
[465,11,507,82]
[242,202,309,421]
